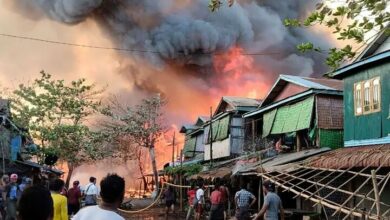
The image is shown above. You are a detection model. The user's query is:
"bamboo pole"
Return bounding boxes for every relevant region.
[298,165,386,179]
[371,170,380,219]
[260,174,378,219]
[342,172,390,220]
[180,150,183,211]
[369,173,390,215]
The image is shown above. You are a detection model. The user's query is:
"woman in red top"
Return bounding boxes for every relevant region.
[219,181,230,220]
[209,183,223,220]
[186,185,196,220]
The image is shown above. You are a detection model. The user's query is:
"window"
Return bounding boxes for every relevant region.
[353,77,381,115]
[372,78,380,111]
[363,81,371,113]
[354,83,362,115]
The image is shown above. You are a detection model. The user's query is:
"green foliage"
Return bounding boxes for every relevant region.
[283,0,390,69]
[10,71,111,166]
[164,163,203,176]
[208,0,234,12]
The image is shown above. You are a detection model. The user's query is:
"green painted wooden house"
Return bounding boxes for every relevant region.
[244,75,344,151]
[329,47,390,147]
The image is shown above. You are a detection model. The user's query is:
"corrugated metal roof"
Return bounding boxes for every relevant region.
[354,24,389,61]
[280,75,342,90]
[329,50,390,79]
[261,75,342,107]
[307,144,390,169]
[238,147,331,174]
[244,89,342,118]
[222,96,261,107]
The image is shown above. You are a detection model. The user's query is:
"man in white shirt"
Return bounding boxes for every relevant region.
[73,173,125,220]
[195,182,205,220]
[83,177,99,206]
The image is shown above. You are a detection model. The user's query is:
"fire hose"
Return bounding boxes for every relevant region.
[117,182,214,214]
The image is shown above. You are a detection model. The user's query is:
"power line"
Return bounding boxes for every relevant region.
[0,32,284,56]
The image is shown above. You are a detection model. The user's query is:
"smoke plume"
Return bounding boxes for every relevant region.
[5,0,334,177]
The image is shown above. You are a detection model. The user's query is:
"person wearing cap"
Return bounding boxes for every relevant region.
[67,180,82,216]
[253,180,284,220]
[3,174,20,220]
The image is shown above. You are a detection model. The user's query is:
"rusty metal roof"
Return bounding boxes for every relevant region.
[307,144,390,169]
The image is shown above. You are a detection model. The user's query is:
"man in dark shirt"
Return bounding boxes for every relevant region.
[67,181,81,216]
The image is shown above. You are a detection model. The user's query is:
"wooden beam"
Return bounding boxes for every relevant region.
[260,174,378,219]
[371,170,380,219]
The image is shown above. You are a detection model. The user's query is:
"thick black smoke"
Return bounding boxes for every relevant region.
[7,0,331,74]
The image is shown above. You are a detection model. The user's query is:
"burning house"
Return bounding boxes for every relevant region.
[243,74,344,152]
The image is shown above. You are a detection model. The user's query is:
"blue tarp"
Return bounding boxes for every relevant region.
[10,135,22,161]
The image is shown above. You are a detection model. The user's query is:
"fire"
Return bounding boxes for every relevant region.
[213,46,269,100]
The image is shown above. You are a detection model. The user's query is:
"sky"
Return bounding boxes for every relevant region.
[0,2,132,96]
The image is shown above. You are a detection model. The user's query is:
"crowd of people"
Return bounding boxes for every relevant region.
[0,173,126,220]
[178,178,284,220]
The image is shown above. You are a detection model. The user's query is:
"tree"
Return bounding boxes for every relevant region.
[210,0,389,69]
[102,95,167,193]
[10,71,113,187]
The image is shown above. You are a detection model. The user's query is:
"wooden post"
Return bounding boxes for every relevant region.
[252,119,255,149]
[258,178,262,212]
[371,170,381,219]
[210,107,213,167]
[172,132,176,166]
[180,150,183,211]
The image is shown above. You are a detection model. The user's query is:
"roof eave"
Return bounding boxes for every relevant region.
[329,50,390,79]
[243,89,343,118]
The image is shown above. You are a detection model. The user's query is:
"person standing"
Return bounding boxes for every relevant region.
[186,184,196,220]
[4,174,21,220]
[235,182,256,220]
[219,180,230,220]
[163,186,176,217]
[17,185,54,220]
[209,183,223,220]
[0,175,9,220]
[195,181,205,220]
[254,181,284,220]
[72,173,125,220]
[19,177,32,193]
[67,181,82,216]
[83,177,98,206]
[49,179,68,220]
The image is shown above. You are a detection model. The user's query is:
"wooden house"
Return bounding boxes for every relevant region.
[180,116,209,159]
[203,96,260,161]
[328,47,390,147]
[244,74,344,151]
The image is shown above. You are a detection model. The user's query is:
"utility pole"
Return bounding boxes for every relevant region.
[209,107,213,168]
[180,149,183,211]
[172,131,175,166]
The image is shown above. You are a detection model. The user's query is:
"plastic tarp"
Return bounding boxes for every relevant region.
[262,109,277,137]
[11,135,22,161]
[216,115,230,141]
[270,97,314,134]
[183,137,197,157]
